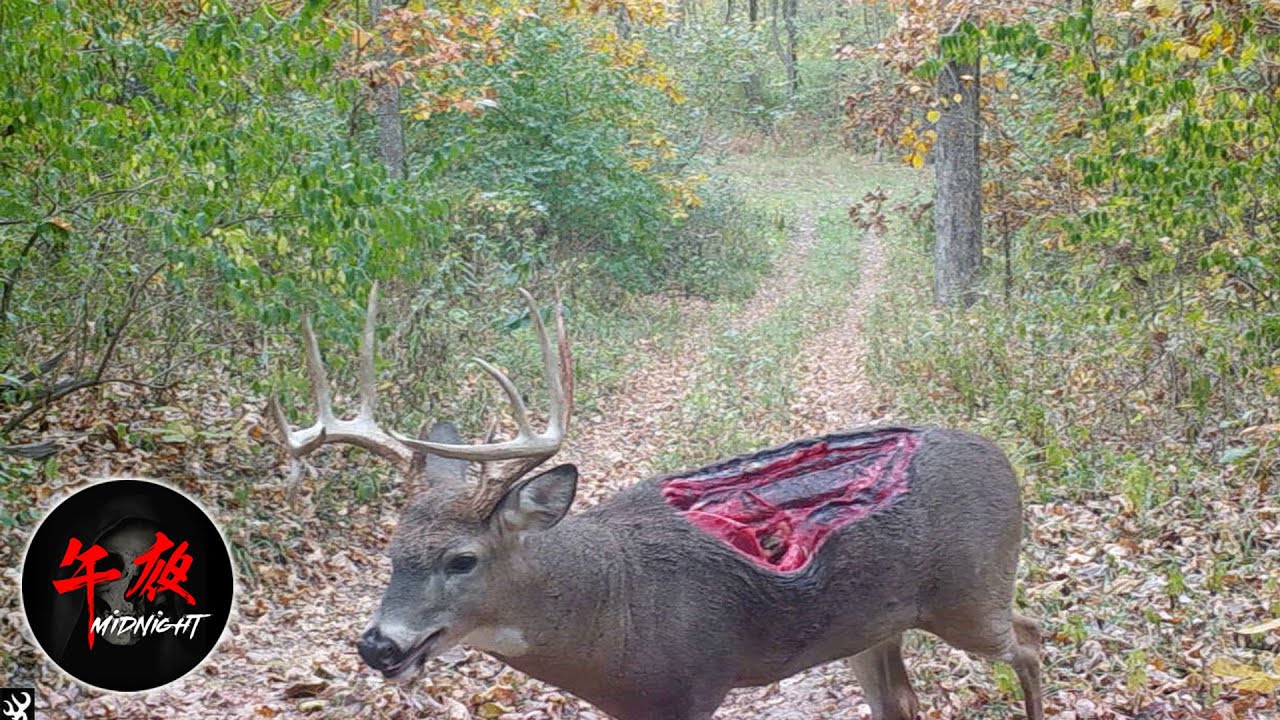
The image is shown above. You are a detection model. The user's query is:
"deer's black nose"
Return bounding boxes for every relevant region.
[357,626,402,670]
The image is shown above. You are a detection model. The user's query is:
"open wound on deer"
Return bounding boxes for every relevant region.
[661,428,919,572]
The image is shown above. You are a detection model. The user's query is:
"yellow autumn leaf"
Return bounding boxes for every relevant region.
[1238,674,1280,694]
[926,110,940,123]
[1210,657,1257,678]
[1241,423,1280,438]
[1134,0,1180,16]
[1210,656,1280,693]
[1238,618,1280,635]
[911,152,924,169]
[350,26,373,50]
[1175,43,1202,61]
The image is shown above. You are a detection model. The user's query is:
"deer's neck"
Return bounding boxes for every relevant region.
[472,512,637,672]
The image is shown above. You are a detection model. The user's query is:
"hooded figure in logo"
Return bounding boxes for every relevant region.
[30,482,223,691]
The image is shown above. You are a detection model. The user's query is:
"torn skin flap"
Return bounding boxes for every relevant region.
[661,428,920,573]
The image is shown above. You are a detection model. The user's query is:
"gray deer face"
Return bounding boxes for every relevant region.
[267,288,574,680]
[355,425,578,679]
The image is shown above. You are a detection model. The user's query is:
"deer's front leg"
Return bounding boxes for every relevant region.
[845,633,919,720]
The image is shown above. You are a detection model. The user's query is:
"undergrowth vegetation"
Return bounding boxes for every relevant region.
[4,0,1279,715]
[863,2,1279,509]
[0,0,790,486]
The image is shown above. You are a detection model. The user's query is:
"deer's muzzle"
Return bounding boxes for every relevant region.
[357,625,443,678]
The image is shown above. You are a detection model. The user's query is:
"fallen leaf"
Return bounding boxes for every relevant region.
[1237,618,1280,635]
[283,681,327,699]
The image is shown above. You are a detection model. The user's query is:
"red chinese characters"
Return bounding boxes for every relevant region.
[52,531,197,649]
[127,531,197,606]
[51,539,122,650]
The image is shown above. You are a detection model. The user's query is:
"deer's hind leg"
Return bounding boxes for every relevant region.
[844,633,919,720]
[1009,612,1044,720]
[925,609,1043,720]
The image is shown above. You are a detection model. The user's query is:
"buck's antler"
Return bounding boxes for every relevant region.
[393,288,574,512]
[270,285,573,513]
[269,283,413,467]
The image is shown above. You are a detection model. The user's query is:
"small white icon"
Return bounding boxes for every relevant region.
[0,691,30,720]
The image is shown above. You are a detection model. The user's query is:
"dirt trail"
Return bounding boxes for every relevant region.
[789,224,890,437]
[711,218,890,720]
[52,157,890,720]
[565,207,828,505]
[565,195,894,720]
[561,194,891,720]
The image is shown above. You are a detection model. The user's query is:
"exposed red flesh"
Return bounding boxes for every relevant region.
[661,428,919,572]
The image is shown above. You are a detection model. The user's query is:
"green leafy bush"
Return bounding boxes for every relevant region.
[0,2,451,388]
[863,2,1280,504]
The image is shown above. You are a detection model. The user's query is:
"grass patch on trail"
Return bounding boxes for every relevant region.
[717,150,882,209]
[653,152,912,471]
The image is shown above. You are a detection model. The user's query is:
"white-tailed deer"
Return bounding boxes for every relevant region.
[271,287,1043,720]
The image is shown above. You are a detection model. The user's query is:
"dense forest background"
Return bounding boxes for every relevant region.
[1,0,1278,718]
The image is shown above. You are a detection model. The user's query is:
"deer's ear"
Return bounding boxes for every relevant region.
[411,421,468,487]
[491,464,578,536]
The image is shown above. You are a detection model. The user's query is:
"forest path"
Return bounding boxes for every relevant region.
[708,160,893,720]
[564,150,904,720]
[47,149,906,720]
[561,181,830,506]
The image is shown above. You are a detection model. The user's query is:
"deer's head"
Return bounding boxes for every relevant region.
[270,286,575,679]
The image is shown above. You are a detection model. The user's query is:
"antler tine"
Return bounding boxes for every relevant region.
[267,312,333,458]
[303,313,335,425]
[553,285,573,434]
[394,289,570,470]
[269,285,414,468]
[357,282,381,420]
[472,357,533,436]
[519,287,566,438]
[268,394,326,459]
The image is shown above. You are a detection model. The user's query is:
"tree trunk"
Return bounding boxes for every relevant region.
[370,0,405,180]
[616,4,632,39]
[932,57,981,307]
[783,0,799,97]
[748,0,758,26]
[768,0,797,101]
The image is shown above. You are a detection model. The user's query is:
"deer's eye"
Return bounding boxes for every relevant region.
[444,554,478,575]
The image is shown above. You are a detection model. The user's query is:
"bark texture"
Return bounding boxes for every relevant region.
[783,0,799,97]
[371,0,406,180]
[932,58,982,307]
